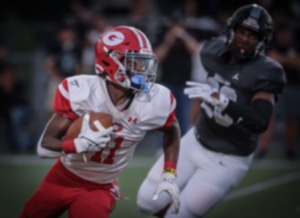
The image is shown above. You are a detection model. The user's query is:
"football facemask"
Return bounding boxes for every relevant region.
[109,50,157,93]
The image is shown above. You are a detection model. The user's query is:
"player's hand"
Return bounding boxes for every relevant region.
[184,81,229,109]
[74,114,113,153]
[153,172,180,214]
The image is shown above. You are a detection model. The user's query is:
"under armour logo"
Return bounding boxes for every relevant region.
[128,116,138,124]
[232,73,239,81]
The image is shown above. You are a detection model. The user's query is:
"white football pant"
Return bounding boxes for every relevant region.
[137,127,253,218]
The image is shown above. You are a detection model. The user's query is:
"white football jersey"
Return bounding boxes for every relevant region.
[37,75,176,184]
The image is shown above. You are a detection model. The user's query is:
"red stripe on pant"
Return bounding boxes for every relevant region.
[20,159,116,218]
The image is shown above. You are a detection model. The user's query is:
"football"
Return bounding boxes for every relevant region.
[64,112,113,140]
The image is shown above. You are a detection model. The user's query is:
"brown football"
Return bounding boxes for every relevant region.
[64,112,113,140]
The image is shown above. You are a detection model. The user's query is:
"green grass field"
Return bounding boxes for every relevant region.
[0,154,299,218]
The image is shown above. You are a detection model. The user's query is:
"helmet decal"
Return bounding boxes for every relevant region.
[102,31,125,46]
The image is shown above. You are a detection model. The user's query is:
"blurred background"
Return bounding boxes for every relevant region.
[0,0,300,217]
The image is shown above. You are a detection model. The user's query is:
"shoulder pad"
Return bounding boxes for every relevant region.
[252,56,286,94]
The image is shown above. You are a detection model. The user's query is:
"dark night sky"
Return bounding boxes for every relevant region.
[1,0,297,22]
[0,0,74,22]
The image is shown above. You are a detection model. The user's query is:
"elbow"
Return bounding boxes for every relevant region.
[36,141,49,158]
[36,137,61,158]
[36,145,49,158]
[36,137,46,157]
[37,145,62,159]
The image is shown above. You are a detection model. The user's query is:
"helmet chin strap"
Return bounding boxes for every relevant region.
[130,74,149,93]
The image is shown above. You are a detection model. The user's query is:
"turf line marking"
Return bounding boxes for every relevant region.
[225,171,300,201]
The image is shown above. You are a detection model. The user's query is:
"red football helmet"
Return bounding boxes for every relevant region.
[95,26,157,93]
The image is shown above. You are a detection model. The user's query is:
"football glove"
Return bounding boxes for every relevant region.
[153,172,180,214]
[184,81,229,110]
[74,114,113,153]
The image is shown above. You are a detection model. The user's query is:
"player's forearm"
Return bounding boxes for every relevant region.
[38,113,73,153]
[162,122,180,163]
[41,136,64,152]
[223,99,273,134]
[37,135,63,158]
[163,141,179,163]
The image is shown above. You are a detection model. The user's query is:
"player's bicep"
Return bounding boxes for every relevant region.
[37,113,73,158]
[252,91,275,105]
[159,117,180,134]
[158,111,177,132]
[43,113,74,139]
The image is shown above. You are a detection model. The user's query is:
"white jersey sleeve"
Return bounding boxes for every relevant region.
[135,84,177,130]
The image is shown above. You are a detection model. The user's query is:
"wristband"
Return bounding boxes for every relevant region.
[163,168,177,176]
[62,139,76,154]
[164,161,177,169]
[163,161,177,176]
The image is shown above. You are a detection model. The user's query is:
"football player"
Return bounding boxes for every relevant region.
[20,26,180,218]
[137,4,286,218]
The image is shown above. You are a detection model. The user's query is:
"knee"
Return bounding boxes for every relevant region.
[137,178,169,215]
[137,194,170,217]
[181,188,223,217]
[136,194,154,215]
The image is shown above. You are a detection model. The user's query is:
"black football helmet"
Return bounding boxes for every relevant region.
[226,4,273,59]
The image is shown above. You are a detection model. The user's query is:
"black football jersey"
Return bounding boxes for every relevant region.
[195,36,286,156]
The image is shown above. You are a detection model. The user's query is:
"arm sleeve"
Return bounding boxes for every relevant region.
[223,99,273,134]
[224,62,286,134]
[53,79,78,120]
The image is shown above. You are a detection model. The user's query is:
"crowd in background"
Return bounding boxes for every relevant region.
[0,0,299,159]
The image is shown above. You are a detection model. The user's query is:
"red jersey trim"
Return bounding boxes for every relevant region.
[53,80,78,120]
[158,92,176,130]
